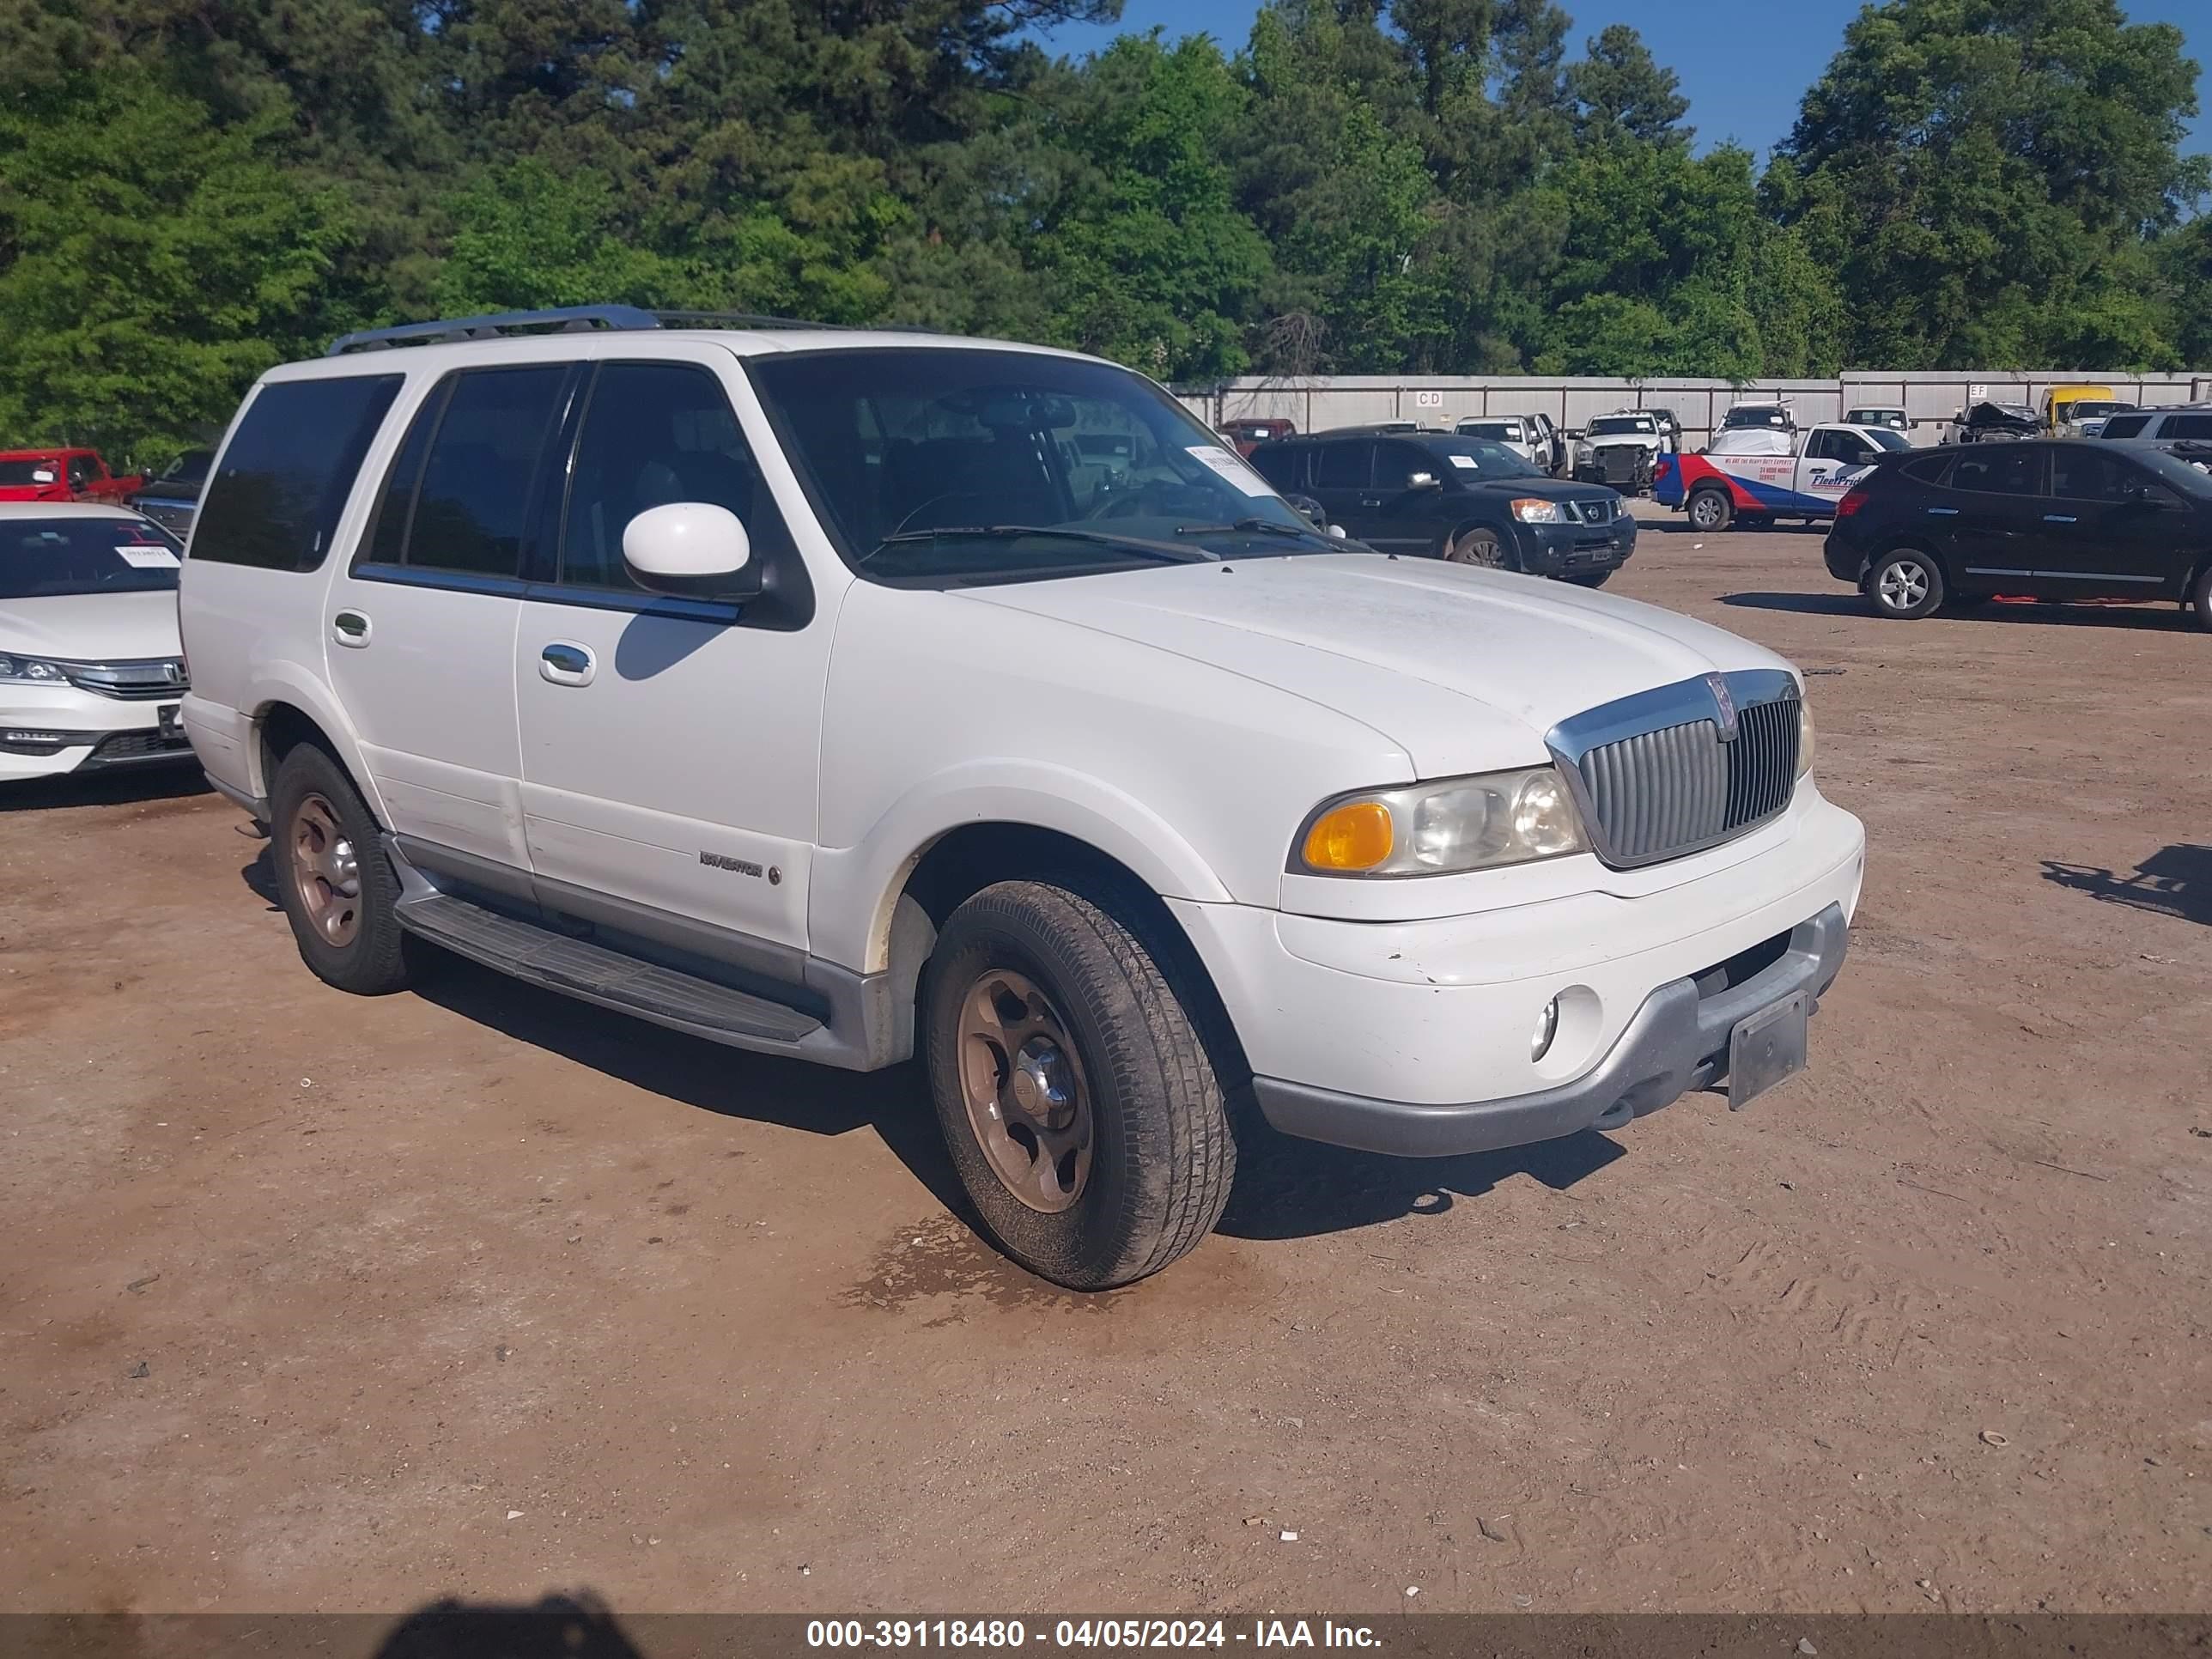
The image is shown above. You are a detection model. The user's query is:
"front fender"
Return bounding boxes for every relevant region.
[808,760,1235,974]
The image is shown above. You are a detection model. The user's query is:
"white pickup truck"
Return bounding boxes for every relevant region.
[1654,422,1911,532]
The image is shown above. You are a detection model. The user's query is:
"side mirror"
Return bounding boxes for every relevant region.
[1407,471,1441,489]
[623,501,758,599]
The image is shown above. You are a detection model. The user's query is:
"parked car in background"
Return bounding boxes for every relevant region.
[0,504,195,781]
[178,306,1856,1291]
[1254,429,1637,582]
[1454,416,1543,469]
[127,448,216,539]
[1721,401,1795,434]
[2041,384,2135,438]
[2094,405,2212,448]
[1656,422,1908,531]
[1218,417,1295,457]
[1822,439,2212,626]
[0,448,143,506]
[1571,411,1667,491]
[1844,407,1910,434]
[1644,408,1683,447]
[1941,401,2039,444]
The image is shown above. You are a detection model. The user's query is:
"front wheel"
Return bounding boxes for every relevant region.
[1564,568,1614,588]
[922,880,1237,1290]
[1867,548,1946,620]
[1444,526,1508,568]
[1687,488,1733,532]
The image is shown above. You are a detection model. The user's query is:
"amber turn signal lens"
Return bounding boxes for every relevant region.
[1301,800,1394,871]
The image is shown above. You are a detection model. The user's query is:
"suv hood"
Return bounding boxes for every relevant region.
[0,592,182,660]
[962,555,1790,778]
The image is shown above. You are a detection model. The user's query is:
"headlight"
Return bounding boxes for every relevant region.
[1510,497,1562,523]
[0,653,69,684]
[1294,766,1588,877]
[1796,696,1814,778]
[1575,442,1594,462]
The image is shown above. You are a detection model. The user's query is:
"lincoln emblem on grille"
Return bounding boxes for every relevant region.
[1705,672,1739,740]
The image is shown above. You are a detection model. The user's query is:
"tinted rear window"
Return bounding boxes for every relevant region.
[192,376,403,570]
[2099,414,2151,440]
[2165,413,2212,441]
[0,459,60,486]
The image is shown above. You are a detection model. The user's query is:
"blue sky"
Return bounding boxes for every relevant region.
[1033,0,2210,160]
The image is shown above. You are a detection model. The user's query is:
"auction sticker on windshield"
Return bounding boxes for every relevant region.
[116,545,181,568]
[1186,445,1273,496]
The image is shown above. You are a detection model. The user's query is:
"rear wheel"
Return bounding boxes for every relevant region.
[922,879,1237,1291]
[1444,526,1508,568]
[1867,548,1945,620]
[1687,488,1733,532]
[268,742,414,994]
[2190,563,2212,632]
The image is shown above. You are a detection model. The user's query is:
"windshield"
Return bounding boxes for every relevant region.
[1588,416,1656,436]
[1425,437,1542,478]
[748,348,1321,583]
[1456,421,1524,442]
[1864,429,1911,451]
[2135,448,2212,494]
[0,516,183,598]
[1723,407,1788,428]
[0,459,61,487]
[156,449,216,486]
[2069,402,2134,420]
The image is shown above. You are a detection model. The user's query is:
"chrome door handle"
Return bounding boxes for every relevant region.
[1358,496,1384,507]
[1926,507,1959,516]
[331,611,372,647]
[2043,514,2077,523]
[538,642,595,687]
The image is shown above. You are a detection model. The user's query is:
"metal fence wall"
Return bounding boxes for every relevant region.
[1182,371,2212,448]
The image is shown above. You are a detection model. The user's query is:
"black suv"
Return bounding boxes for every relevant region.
[1249,431,1635,585]
[1823,439,2212,626]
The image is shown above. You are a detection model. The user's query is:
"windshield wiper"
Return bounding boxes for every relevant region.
[860,525,1218,567]
[1171,516,1340,547]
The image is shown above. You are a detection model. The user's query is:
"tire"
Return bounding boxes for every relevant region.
[1564,568,1613,588]
[267,742,414,995]
[2191,563,2212,633]
[1866,547,1946,620]
[922,879,1237,1290]
[1942,592,1993,613]
[1687,488,1733,532]
[1444,526,1508,568]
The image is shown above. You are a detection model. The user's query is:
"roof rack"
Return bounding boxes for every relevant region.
[326,305,902,356]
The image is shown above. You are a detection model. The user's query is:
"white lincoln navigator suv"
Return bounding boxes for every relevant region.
[179,307,1865,1289]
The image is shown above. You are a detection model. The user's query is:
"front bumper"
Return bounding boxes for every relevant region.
[1255,904,1846,1156]
[1516,514,1637,577]
[1170,791,1864,1156]
[0,683,193,781]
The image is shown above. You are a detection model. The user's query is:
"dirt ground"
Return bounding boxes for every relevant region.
[4,505,2210,1621]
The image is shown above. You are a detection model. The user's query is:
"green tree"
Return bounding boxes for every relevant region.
[1565,23,1692,147]
[0,64,362,466]
[1770,0,2207,367]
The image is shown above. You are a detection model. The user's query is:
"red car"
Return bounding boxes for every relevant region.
[0,448,143,505]
[1218,417,1296,457]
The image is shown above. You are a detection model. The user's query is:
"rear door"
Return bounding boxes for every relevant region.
[1945,445,2052,594]
[1308,440,1373,539]
[325,362,575,883]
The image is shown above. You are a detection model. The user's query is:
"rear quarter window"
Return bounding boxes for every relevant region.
[192,375,404,571]
[2099,414,2151,440]
[2164,414,2212,441]
[1897,453,1954,485]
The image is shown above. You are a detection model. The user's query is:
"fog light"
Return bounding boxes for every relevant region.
[1531,996,1560,1062]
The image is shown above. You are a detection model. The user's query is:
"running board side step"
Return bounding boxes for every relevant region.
[395,890,823,1050]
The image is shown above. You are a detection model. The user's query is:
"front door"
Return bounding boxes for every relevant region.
[1942,444,2051,594]
[512,351,829,954]
[2043,446,2188,598]
[1358,439,1450,553]
[325,362,577,877]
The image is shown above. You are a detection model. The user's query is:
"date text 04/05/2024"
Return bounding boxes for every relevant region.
[805,1620,1382,1649]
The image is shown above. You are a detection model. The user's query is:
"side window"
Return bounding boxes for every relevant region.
[1247,444,1304,492]
[404,365,568,579]
[2050,449,2130,501]
[1899,453,1954,486]
[1375,441,1433,487]
[191,374,404,570]
[67,455,96,488]
[2100,414,2150,440]
[362,381,448,568]
[2166,414,2212,440]
[1314,441,1370,489]
[559,361,793,592]
[1950,447,2043,495]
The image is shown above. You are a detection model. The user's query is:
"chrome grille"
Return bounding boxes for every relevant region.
[1565,496,1615,526]
[1548,672,1802,869]
[63,659,189,701]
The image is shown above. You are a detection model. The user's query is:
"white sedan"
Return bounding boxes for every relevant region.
[0,503,195,781]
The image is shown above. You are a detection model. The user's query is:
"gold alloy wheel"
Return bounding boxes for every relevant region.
[289,792,362,947]
[956,969,1095,1213]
